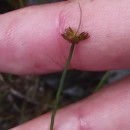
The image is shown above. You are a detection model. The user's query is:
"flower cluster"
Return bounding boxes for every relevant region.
[61,27,89,44]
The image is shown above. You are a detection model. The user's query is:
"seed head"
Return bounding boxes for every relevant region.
[61,27,89,44]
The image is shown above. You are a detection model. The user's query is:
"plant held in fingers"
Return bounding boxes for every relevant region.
[50,2,90,130]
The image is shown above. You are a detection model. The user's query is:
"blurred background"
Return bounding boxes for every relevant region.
[0,0,130,129]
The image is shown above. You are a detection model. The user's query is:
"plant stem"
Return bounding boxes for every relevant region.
[94,71,110,92]
[50,43,75,130]
[19,0,24,7]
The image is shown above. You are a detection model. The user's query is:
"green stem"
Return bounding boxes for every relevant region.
[94,71,110,92]
[19,0,24,7]
[50,44,75,130]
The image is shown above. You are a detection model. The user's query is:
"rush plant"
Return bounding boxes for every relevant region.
[50,2,90,130]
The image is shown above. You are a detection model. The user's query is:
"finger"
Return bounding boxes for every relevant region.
[11,75,130,130]
[0,0,130,74]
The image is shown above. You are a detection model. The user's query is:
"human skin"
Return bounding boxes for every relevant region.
[0,0,130,129]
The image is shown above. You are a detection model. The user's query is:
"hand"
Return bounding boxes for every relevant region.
[0,0,130,129]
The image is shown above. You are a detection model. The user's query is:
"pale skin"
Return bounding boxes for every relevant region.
[0,0,130,129]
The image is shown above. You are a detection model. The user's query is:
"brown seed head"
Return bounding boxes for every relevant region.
[61,27,89,44]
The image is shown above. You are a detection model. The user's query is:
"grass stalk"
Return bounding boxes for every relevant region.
[94,71,110,92]
[49,2,90,130]
[50,44,75,130]
[19,0,24,7]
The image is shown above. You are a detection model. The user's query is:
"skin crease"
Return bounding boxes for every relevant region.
[0,0,129,129]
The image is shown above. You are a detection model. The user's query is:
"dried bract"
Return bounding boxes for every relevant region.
[61,27,89,44]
